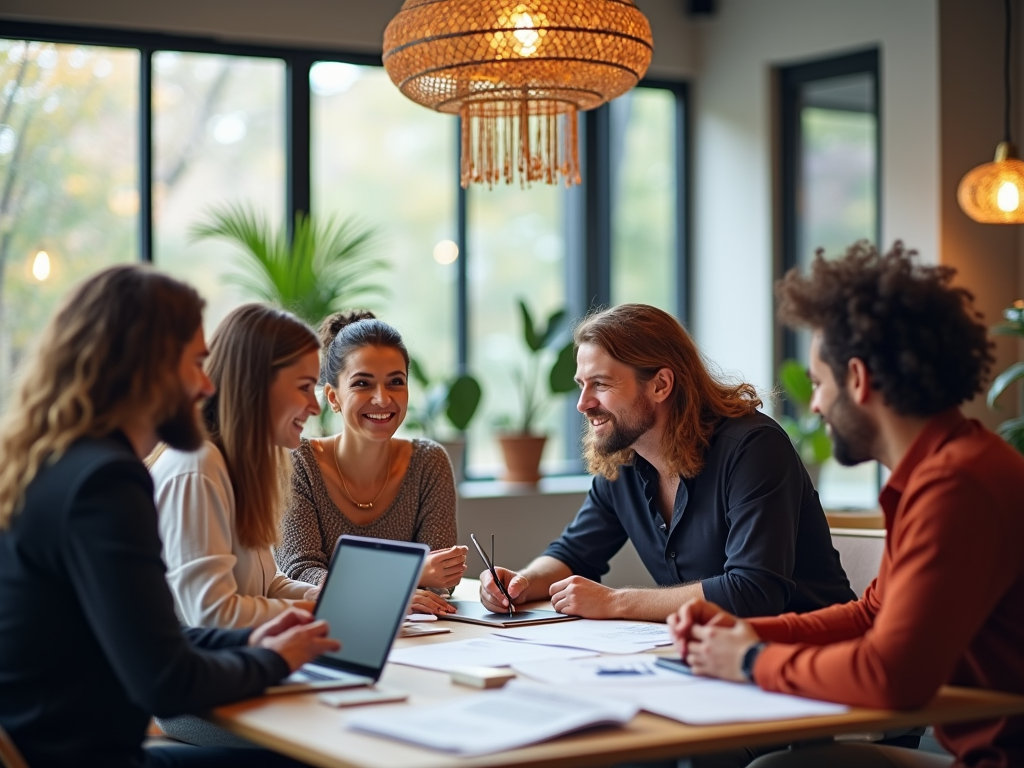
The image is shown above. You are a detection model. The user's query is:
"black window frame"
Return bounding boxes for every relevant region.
[777,47,881,366]
[2,19,690,477]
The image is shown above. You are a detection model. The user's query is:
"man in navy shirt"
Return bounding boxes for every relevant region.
[480,303,854,622]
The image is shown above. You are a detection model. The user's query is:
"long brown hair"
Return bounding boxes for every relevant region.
[575,304,761,480]
[0,265,204,528]
[201,304,319,549]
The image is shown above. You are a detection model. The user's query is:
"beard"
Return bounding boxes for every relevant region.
[155,386,205,452]
[582,394,657,459]
[824,389,876,466]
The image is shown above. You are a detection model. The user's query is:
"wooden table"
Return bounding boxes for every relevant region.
[211,584,1024,768]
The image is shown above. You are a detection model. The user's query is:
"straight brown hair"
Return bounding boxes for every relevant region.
[0,265,204,528]
[575,304,762,480]
[201,304,319,549]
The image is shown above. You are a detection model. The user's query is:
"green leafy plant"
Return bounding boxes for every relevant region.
[190,202,388,326]
[504,299,578,435]
[406,359,483,440]
[778,359,832,466]
[986,300,1024,456]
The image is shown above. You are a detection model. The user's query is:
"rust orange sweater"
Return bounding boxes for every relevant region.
[748,409,1024,767]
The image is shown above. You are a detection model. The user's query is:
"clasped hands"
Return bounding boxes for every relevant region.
[666,599,761,683]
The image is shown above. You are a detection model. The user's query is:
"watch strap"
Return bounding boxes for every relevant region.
[741,641,767,682]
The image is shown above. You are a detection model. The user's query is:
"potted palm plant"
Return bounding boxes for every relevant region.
[987,300,1024,455]
[777,359,832,488]
[496,299,578,483]
[191,202,387,434]
[406,359,483,482]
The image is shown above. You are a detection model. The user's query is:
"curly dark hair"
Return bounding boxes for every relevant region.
[775,241,994,417]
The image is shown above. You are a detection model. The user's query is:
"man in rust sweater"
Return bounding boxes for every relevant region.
[667,242,1024,768]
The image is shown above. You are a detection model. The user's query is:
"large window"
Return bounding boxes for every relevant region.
[311,62,456,404]
[779,50,880,509]
[153,52,286,330]
[1,23,687,479]
[0,40,138,397]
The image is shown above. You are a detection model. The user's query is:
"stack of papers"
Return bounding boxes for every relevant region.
[494,619,673,654]
[387,637,595,673]
[616,679,849,724]
[512,655,849,725]
[346,681,638,755]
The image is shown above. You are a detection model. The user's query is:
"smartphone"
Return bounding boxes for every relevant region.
[654,656,695,676]
[318,687,408,708]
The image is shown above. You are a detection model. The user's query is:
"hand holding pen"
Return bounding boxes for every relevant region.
[471,533,524,617]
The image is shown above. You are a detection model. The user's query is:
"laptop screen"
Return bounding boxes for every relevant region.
[313,536,427,676]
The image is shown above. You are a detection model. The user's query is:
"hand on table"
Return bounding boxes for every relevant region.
[549,575,620,619]
[408,588,455,616]
[419,545,468,590]
[667,599,760,683]
[479,567,529,613]
[248,608,340,672]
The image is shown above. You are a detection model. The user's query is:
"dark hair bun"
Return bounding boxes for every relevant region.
[318,310,375,351]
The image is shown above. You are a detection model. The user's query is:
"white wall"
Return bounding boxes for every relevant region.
[690,0,940,394]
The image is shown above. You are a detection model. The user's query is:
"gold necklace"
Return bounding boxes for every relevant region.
[334,439,391,510]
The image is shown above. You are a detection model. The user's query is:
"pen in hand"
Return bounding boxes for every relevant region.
[469,532,516,618]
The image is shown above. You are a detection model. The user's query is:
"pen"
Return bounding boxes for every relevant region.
[469,533,515,618]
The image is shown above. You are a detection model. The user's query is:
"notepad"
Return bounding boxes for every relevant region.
[439,599,579,627]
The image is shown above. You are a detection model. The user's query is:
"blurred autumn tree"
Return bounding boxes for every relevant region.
[0,40,138,393]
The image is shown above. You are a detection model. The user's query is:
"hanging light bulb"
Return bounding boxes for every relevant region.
[957,0,1024,223]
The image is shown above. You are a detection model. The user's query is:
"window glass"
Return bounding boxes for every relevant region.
[467,184,568,476]
[311,62,456,428]
[152,52,285,331]
[0,40,138,398]
[610,88,676,311]
[793,70,879,510]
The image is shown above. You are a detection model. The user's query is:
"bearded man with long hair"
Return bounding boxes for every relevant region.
[0,265,337,768]
[479,303,854,625]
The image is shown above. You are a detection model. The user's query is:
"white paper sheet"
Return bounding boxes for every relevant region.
[494,619,673,654]
[346,681,638,755]
[598,678,848,725]
[387,637,596,672]
[512,654,702,687]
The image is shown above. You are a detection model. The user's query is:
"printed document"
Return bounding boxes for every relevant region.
[494,619,673,654]
[346,681,638,755]
[513,654,701,687]
[602,678,848,724]
[387,637,595,673]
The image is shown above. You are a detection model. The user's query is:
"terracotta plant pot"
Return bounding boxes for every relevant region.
[497,434,547,484]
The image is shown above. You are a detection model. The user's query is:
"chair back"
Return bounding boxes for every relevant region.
[830,527,885,597]
[0,725,29,768]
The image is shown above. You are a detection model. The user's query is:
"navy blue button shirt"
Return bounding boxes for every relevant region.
[543,412,855,617]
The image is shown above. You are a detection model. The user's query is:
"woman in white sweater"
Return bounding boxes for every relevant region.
[151,304,322,629]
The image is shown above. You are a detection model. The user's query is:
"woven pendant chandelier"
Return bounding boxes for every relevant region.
[383,0,654,188]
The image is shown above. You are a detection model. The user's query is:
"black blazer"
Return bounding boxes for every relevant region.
[0,433,289,768]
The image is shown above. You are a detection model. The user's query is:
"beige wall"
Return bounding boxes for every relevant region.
[939,0,1024,428]
[0,0,697,76]
[688,0,940,395]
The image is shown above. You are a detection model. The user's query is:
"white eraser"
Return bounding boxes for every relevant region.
[449,666,516,689]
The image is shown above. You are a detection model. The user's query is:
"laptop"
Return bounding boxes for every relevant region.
[265,535,429,694]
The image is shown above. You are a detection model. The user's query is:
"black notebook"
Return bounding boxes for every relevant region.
[439,600,580,628]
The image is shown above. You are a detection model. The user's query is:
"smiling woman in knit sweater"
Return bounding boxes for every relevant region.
[151,303,322,629]
[274,310,467,616]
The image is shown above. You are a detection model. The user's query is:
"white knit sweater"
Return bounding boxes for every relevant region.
[151,441,312,629]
